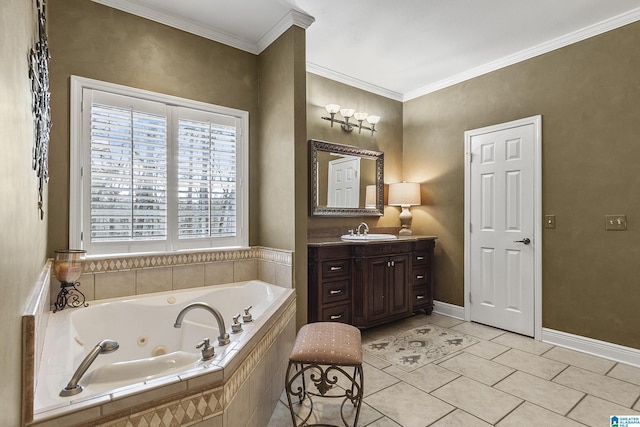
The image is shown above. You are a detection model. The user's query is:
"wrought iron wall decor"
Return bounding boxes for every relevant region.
[29,0,51,220]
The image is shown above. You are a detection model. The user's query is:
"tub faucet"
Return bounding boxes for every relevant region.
[174,302,231,346]
[356,222,369,235]
[60,339,119,397]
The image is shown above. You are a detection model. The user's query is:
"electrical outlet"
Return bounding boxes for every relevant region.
[605,214,627,231]
[545,214,556,229]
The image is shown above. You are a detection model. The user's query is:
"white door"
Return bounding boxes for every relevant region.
[464,116,541,337]
[327,157,360,208]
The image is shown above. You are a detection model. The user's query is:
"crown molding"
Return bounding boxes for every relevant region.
[306,62,404,102]
[403,6,640,101]
[91,1,313,55]
[257,10,315,53]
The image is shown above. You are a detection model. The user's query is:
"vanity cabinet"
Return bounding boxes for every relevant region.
[308,236,436,328]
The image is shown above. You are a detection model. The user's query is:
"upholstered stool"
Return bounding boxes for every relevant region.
[285,322,364,427]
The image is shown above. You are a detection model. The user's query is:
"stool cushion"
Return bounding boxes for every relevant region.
[289,322,362,365]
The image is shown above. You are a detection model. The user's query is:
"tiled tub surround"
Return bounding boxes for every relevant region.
[23,247,295,427]
[49,247,293,305]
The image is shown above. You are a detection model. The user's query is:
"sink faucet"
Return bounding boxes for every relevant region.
[174,302,231,346]
[356,222,369,235]
[60,339,119,396]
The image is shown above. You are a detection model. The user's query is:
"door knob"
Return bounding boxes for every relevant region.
[514,238,531,245]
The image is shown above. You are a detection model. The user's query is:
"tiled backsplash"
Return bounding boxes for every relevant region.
[49,247,293,307]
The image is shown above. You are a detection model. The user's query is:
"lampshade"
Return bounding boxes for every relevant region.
[365,184,377,208]
[388,182,421,206]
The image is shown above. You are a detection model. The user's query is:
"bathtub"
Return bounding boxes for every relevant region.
[33,280,295,424]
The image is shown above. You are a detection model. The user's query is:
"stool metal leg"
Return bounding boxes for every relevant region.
[285,361,363,427]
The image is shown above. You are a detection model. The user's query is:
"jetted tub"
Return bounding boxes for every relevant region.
[34,280,293,416]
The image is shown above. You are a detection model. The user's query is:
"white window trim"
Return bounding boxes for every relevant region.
[70,75,249,257]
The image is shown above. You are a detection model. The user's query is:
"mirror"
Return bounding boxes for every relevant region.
[309,139,384,217]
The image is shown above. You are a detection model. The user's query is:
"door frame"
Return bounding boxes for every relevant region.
[463,115,543,340]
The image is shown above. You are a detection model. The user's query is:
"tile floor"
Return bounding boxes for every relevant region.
[267,313,640,426]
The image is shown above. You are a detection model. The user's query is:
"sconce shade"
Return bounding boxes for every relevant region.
[365,184,377,208]
[389,182,421,206]
[354,112,369,121]
[325,104,341,114]
[366,115,380,125]
[340,108,355,118]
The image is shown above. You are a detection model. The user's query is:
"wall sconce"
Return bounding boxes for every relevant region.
[389,182,421,236]
[322,104,380,135]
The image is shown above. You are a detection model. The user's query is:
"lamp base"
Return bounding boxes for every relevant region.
[398,227,413,236]
[398,205,413,236]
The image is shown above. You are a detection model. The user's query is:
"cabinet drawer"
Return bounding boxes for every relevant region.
[321,259,351,279]
[412,267,429,286]
[412,287,431,307]
[321,303,351,323]
[413,252,428,266]
[322,279,350,304]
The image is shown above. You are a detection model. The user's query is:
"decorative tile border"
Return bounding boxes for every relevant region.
[83,247,291,274]
[100,387,224,427]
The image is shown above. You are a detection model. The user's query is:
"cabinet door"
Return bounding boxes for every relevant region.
[389,255,410,316]
[367,256,389,321]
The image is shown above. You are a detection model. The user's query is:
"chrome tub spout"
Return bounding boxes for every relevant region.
[174,302,231,346]
[60,339,119,397]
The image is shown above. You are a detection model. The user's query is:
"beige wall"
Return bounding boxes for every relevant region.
[258,27,308,327]
[404,21,640,349]
[47,0,260,253]
[0,1,48,424]
[306,74,404,233]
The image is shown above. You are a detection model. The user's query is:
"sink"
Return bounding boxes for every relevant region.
[340,233,398,242]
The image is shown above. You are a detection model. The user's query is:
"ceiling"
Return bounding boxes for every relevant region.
[93,0,640,101]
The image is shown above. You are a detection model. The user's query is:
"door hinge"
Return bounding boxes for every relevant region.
[469,292,472,304]
[468,152,473,163]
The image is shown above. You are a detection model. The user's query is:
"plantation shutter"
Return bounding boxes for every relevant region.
[72,78,247,255]
[177,109,237,239]
[88,91,168,243]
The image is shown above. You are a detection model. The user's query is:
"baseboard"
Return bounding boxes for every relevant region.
[433,300,465,320]
[432,300,640,367]
[542,328,640,368]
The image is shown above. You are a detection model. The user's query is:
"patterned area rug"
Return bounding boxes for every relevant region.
[364,324,479,372]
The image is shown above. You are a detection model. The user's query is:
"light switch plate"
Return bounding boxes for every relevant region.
[605,214,627,231]
[545,214,556,229]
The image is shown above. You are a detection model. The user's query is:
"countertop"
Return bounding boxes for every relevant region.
[308,234,438,247]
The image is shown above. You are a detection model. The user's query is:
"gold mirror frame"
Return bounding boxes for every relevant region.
[309,139,384,217]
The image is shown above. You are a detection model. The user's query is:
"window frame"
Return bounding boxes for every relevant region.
[70,76,249,257]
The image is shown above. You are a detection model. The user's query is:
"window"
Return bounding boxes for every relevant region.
[70,76,248,256]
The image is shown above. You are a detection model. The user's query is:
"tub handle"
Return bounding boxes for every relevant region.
[242,306,253,322]
[196,338,215,361]
[231,314,243,333]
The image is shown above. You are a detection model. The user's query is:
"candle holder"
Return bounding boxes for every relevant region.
[52,249,87,312]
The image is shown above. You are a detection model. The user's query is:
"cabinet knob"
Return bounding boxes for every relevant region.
[329,266,343,271]
[416,256,425,260]
[416,275,425,279]
[329,289,343,295]
[416,295,425,300]
[330,314,342,320]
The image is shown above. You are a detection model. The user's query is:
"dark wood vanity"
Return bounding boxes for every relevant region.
[308,236,436,328]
